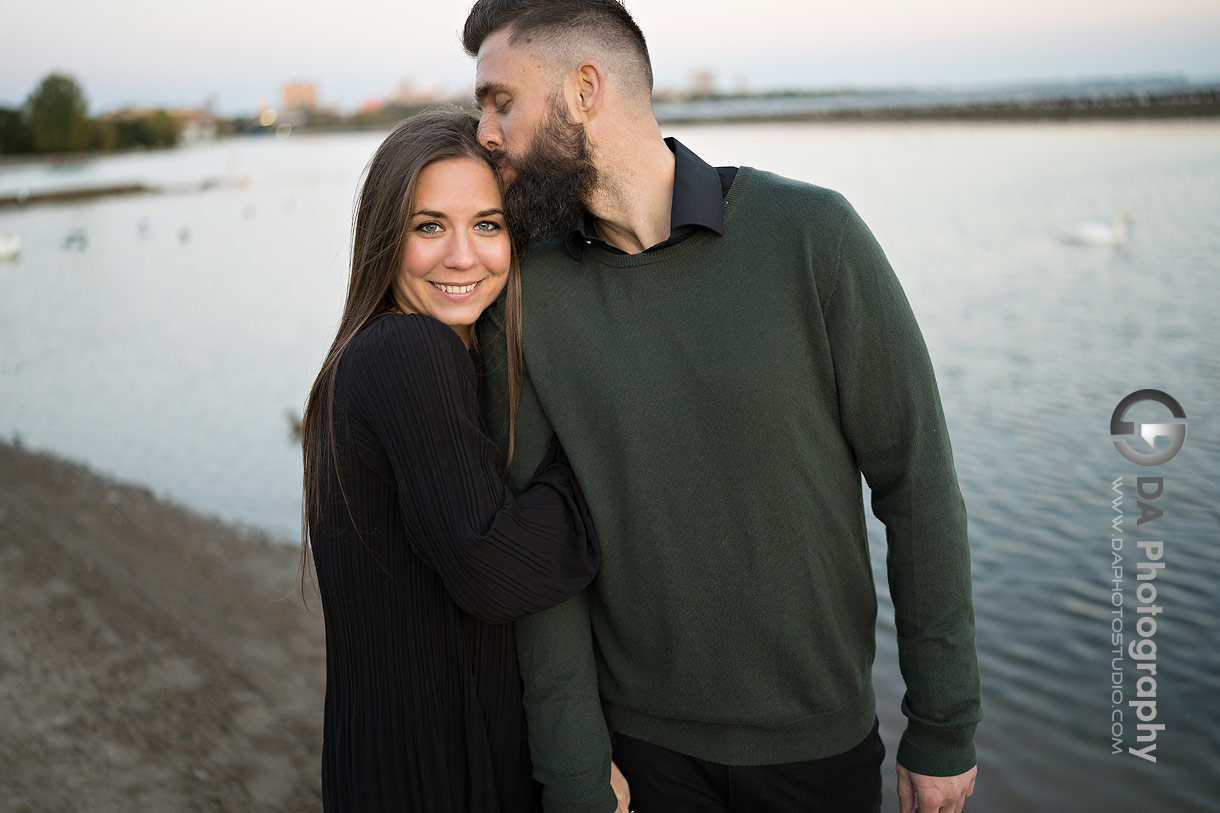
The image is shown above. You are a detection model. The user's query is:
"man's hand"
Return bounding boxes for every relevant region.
[610,760,631,813]
[896,763,976,813]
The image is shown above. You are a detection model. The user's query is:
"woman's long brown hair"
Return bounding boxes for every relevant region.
[299,109,523,600]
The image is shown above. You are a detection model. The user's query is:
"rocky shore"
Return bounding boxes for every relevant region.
[0,440,325,811]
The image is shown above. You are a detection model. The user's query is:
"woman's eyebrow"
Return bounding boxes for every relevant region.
[411,208,504,218]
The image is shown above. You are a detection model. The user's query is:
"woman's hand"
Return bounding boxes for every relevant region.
[611,760,631,812]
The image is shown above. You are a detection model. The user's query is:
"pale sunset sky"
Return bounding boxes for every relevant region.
[3,0,1219,114]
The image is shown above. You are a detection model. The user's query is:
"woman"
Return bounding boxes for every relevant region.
[301,110,602,811]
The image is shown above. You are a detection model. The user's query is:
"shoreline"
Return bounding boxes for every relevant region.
[0,440,325,811]
[2,98,1214,211]
[0,178,228,210]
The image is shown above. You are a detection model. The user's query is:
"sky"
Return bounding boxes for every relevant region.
[2,0,1220,115]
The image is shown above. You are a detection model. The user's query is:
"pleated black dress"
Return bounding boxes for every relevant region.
[309,313,599,812]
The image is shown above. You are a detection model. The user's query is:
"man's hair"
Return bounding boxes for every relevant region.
[463,0,653,95]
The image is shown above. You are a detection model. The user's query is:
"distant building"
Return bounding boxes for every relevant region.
[691,70,717,97]
[389,79,440,106]
[282,82,318,112]
[173,108,218,143]
[652,85,684,103]
[100,107,143,122]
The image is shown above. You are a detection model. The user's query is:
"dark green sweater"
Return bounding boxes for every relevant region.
[482,167,981,813]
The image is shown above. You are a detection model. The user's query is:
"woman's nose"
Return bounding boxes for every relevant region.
[443,232,477,270]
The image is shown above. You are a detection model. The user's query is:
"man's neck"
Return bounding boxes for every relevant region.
[585,135,675,255]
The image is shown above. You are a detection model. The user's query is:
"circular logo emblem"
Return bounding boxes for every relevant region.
[1111,389,1187,466]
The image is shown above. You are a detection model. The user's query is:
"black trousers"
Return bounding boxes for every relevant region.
[612,718,884,813]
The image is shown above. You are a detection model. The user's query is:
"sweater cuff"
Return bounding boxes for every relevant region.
[540,763,619,813]
[896,720,978,778]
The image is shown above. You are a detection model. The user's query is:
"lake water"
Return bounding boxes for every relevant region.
[2,120,1218,810]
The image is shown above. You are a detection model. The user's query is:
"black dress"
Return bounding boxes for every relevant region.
[309,313,599,812]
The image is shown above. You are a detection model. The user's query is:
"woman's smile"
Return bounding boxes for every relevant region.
[429,279,484,297]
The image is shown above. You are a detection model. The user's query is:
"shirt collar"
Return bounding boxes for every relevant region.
[564,137,725,259]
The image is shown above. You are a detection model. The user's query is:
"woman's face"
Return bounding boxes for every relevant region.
[394,157,510,347]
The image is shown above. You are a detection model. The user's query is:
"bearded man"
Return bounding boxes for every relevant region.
[468,2,983,812]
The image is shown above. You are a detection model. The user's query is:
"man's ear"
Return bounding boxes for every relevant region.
[568,61,604,121]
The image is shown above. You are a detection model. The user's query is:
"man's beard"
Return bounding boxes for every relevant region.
[497,96,597,246]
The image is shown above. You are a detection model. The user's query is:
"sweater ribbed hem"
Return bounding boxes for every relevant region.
[538,761,619,813]
[896,719,979,777]
[603,687,877,767]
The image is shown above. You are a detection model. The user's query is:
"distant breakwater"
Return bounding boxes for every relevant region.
[654,86,1220,125]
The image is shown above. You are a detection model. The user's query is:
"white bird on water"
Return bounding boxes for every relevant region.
[0,232,20,261]
[1055,212,1134,246]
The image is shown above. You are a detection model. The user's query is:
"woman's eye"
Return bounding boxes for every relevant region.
[475,220,502,232]
[415,221,441,234]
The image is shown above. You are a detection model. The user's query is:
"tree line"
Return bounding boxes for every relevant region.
[0,74,180,156]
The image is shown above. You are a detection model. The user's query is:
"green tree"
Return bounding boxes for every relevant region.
[26,73,90,153]
[0,107,34,154]
[142,110,180,148]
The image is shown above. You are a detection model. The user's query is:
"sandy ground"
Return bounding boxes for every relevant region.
[0,440,326,811]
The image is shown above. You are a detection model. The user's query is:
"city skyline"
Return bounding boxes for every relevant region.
[3,0,1220,115]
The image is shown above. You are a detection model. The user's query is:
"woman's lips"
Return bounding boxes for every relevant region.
[429,280,483,300]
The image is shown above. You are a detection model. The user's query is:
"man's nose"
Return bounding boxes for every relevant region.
[476,116,502,153]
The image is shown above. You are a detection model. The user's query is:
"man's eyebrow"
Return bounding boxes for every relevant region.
[474,82,507,105]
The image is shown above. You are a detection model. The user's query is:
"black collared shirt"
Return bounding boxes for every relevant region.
[564,137,738,259]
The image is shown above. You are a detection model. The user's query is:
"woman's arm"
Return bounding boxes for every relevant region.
[344,313,599,624]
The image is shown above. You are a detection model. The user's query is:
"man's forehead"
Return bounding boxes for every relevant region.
[475,29,515,76]
[475,28,545,87]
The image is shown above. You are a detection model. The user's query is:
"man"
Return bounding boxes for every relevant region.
[467,2,982,812]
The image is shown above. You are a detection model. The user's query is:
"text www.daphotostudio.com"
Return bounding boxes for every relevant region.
[1108,389,1188,763]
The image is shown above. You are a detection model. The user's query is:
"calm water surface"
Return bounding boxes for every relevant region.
[2,121,1218,810]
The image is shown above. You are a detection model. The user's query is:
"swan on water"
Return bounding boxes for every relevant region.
[1055,212,1134,246]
